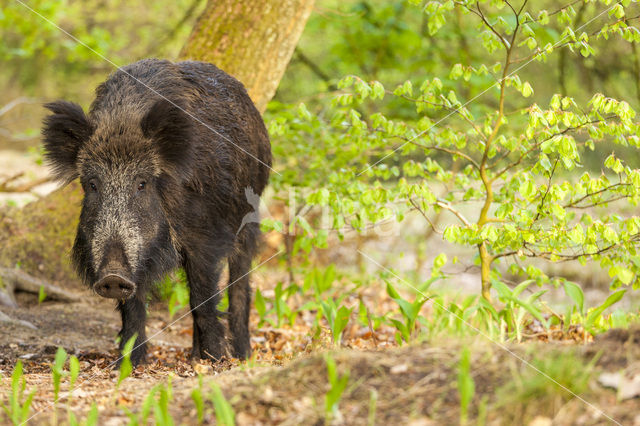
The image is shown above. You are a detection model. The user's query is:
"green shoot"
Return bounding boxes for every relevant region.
[38,285,46,304]
[113,334,137,407]
[254,288,268,327]
[127,384,158,426]
[191,375,205,424]
[66,355,81,425]
[563,280,585,318]
[324,354,349,421]
[0,361,36,426]
[117,334,137,387]
[305,265,336,295]
[367,389,377,426]
[52,346,68,425]
[52,347,67,399]
[585,290,626,334]
[84,403,99,426]
[68,411,78,426]
[457,347,475,425]
[319,299,352,344]
[168,280,189,318]
[210,383,235,426]
[153,382,174,426]
[386,282,428,343]
[273,281,296,327]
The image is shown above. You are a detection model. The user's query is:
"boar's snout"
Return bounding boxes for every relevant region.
[94,241,136,299]
[95,273,136,299]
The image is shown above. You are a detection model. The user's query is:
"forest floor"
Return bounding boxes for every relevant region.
[2,154,640,424]
[1,281,640,425]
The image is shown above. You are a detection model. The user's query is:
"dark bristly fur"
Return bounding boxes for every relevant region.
[42,59,272,366]
[42,101,94,183]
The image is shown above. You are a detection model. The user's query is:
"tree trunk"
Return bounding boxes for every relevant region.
[180,0,315,113]
[0,0,313,290]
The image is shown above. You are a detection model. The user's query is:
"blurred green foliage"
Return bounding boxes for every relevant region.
[277,0,640,113]
[265,0,640,304]
[0,0,203,102]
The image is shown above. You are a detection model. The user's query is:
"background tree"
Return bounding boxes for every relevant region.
[180,0,315,113]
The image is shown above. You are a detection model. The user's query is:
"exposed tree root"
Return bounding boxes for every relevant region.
[0,309,37,329]
[0,267,80,307]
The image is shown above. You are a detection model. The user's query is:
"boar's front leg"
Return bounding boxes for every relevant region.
[185,255,226,361]
[116,296,147,367]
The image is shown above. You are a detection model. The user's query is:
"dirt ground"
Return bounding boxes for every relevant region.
[1,287,640,425]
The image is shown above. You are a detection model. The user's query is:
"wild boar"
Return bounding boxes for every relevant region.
[42,58,271,366]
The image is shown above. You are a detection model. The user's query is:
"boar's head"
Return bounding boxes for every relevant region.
[42,98,192,299]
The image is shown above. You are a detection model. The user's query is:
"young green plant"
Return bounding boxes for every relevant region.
[210,383,235,426]
[0,361,35,426]
[324,354,350,422]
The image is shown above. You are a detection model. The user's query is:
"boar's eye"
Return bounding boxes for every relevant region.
[88,181,98,192]
[137,181,146,191]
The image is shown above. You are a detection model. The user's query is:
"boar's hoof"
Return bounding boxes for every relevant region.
[94,274,136,299]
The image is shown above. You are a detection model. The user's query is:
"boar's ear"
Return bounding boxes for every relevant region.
[42,101,93,182]
[141,98,194,182]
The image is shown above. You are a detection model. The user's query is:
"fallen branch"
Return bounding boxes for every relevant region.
[0,97,39,116]
[0,267,81,304]
[0,172,53,193]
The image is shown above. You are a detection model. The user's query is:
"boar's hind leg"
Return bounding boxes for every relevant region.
[185,256,226,361]
[116,297,147,367]
[228,250,252,359]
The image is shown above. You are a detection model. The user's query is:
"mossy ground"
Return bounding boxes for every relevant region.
[0,183,82,285]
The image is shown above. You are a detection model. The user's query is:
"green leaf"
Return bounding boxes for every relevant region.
[53,346,68,401]
[519,179,535,199]
[118,334,137,387]
[191,377,205,424]
[85,403,99,426]
[69,356,80,390]
[324,354,349,416]
[358,300,370,327]
[586,290,626,332]
[491,280,513,299]
[386,281,401,300]
[210,383,235,426]
[254,288,267,326]
[332,305,353,343]
[432,253,447,273]
[450,63,464,80]
[610,265,634,285]
[371,81,385,100]
[338,75,355,89]
[563,281,584,315]
[568,224,584,245]
[20,390,35,424]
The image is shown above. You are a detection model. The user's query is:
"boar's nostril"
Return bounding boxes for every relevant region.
[94,274,136,299]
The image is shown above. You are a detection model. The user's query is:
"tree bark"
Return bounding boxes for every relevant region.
[180,0,315,113]
[1,0,313,290]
